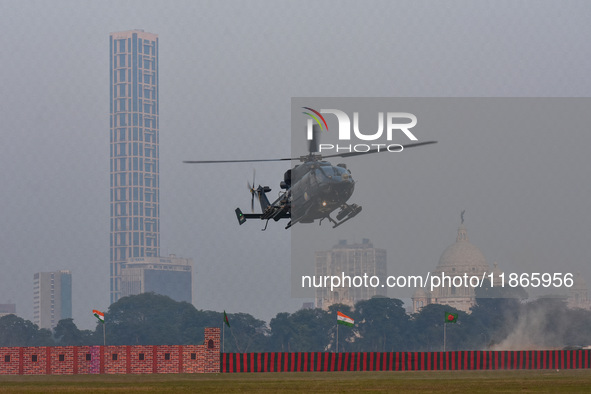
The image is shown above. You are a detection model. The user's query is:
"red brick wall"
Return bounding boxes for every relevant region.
[182,345,204,373]
[103,346,128,374]
[129,345,154,374]
[0,327,221,375]
[202,328,221,373]
[76,346,93,374]
[155,345,180,374]
[181,329,220,373]
[50,347,75,375]
[21,347,48,375]
[0,347,21,375]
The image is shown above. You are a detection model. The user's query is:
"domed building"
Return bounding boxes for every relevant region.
[567,273,591,310]
[412,215,502,313]
[411,287,432,313]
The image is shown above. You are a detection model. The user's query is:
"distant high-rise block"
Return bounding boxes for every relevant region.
[315,239,387,310]
[0,304,16,318]
[33,270,72,329]
[120,255,193,303]
[110,30,160,303]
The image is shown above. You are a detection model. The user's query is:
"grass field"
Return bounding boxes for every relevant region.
[2,370,591,393]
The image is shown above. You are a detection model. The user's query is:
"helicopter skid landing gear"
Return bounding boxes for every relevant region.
[326,203,362,228]
[262,220,270,231]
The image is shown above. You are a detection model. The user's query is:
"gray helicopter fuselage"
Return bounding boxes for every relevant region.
[290,160,355,222]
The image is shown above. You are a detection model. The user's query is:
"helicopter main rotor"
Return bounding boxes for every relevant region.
[183,140,437,164]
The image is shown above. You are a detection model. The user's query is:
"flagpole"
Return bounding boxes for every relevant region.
[103,322,106,347]
[222,321,225,353]
[336,323,339,353]
[443,321,446,352]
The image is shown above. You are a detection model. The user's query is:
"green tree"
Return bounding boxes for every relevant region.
[223,312,269,353]
[0,315,54,347]
[106,292,197,345]
[353,297,411,352]
[269,312,293,351]
[472,283,526,348]
[104,293,269,349]
[178,309,221,345]
[285,308,331,352]
[54,318,97,346]
[268,308,338,352]
[563,307,591,347]
[411,304,473,351]
[34,328,55,346]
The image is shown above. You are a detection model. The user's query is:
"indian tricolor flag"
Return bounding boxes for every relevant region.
[93,309,105,323]
[337,311,354,327]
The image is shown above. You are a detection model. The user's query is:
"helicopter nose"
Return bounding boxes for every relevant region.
[337,177,355,195]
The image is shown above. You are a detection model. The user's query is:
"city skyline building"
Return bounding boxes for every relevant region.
[120,255,193,303]
[110,30,160,303]
[33,270,72,329]
[567,273,591,310]
[0,304,16,318]
[315,239,387,310]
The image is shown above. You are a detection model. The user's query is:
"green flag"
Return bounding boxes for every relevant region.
[445,312,458,323]
[223,310,230,327]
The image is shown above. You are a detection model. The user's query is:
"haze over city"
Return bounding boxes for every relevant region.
[1,1,590,330]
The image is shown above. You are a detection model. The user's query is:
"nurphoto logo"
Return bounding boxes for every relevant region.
[302,107,419,153]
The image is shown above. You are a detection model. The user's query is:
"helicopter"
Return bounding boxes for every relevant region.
[184,126,436,230]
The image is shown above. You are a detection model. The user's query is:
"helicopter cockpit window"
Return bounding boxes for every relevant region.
[319,166,335,177]
[333,166,349,176]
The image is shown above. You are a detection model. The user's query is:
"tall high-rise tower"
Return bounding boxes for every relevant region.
[110,30,160,303]
[33,270,72,330]
[315,239,387,310]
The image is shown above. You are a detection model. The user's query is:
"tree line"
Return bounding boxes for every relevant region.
[1,291,590,352]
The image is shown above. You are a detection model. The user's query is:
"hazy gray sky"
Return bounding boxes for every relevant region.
[1,0,590,329]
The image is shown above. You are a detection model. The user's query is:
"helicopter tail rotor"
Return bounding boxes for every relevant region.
[250,187,255,213]
[245,169,275,215]
[247,170,257,213]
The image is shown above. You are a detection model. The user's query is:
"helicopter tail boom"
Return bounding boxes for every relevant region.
[235,208,264,225]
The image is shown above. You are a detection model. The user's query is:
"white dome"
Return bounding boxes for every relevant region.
[428,219,493,313]
[435,224,490,274]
